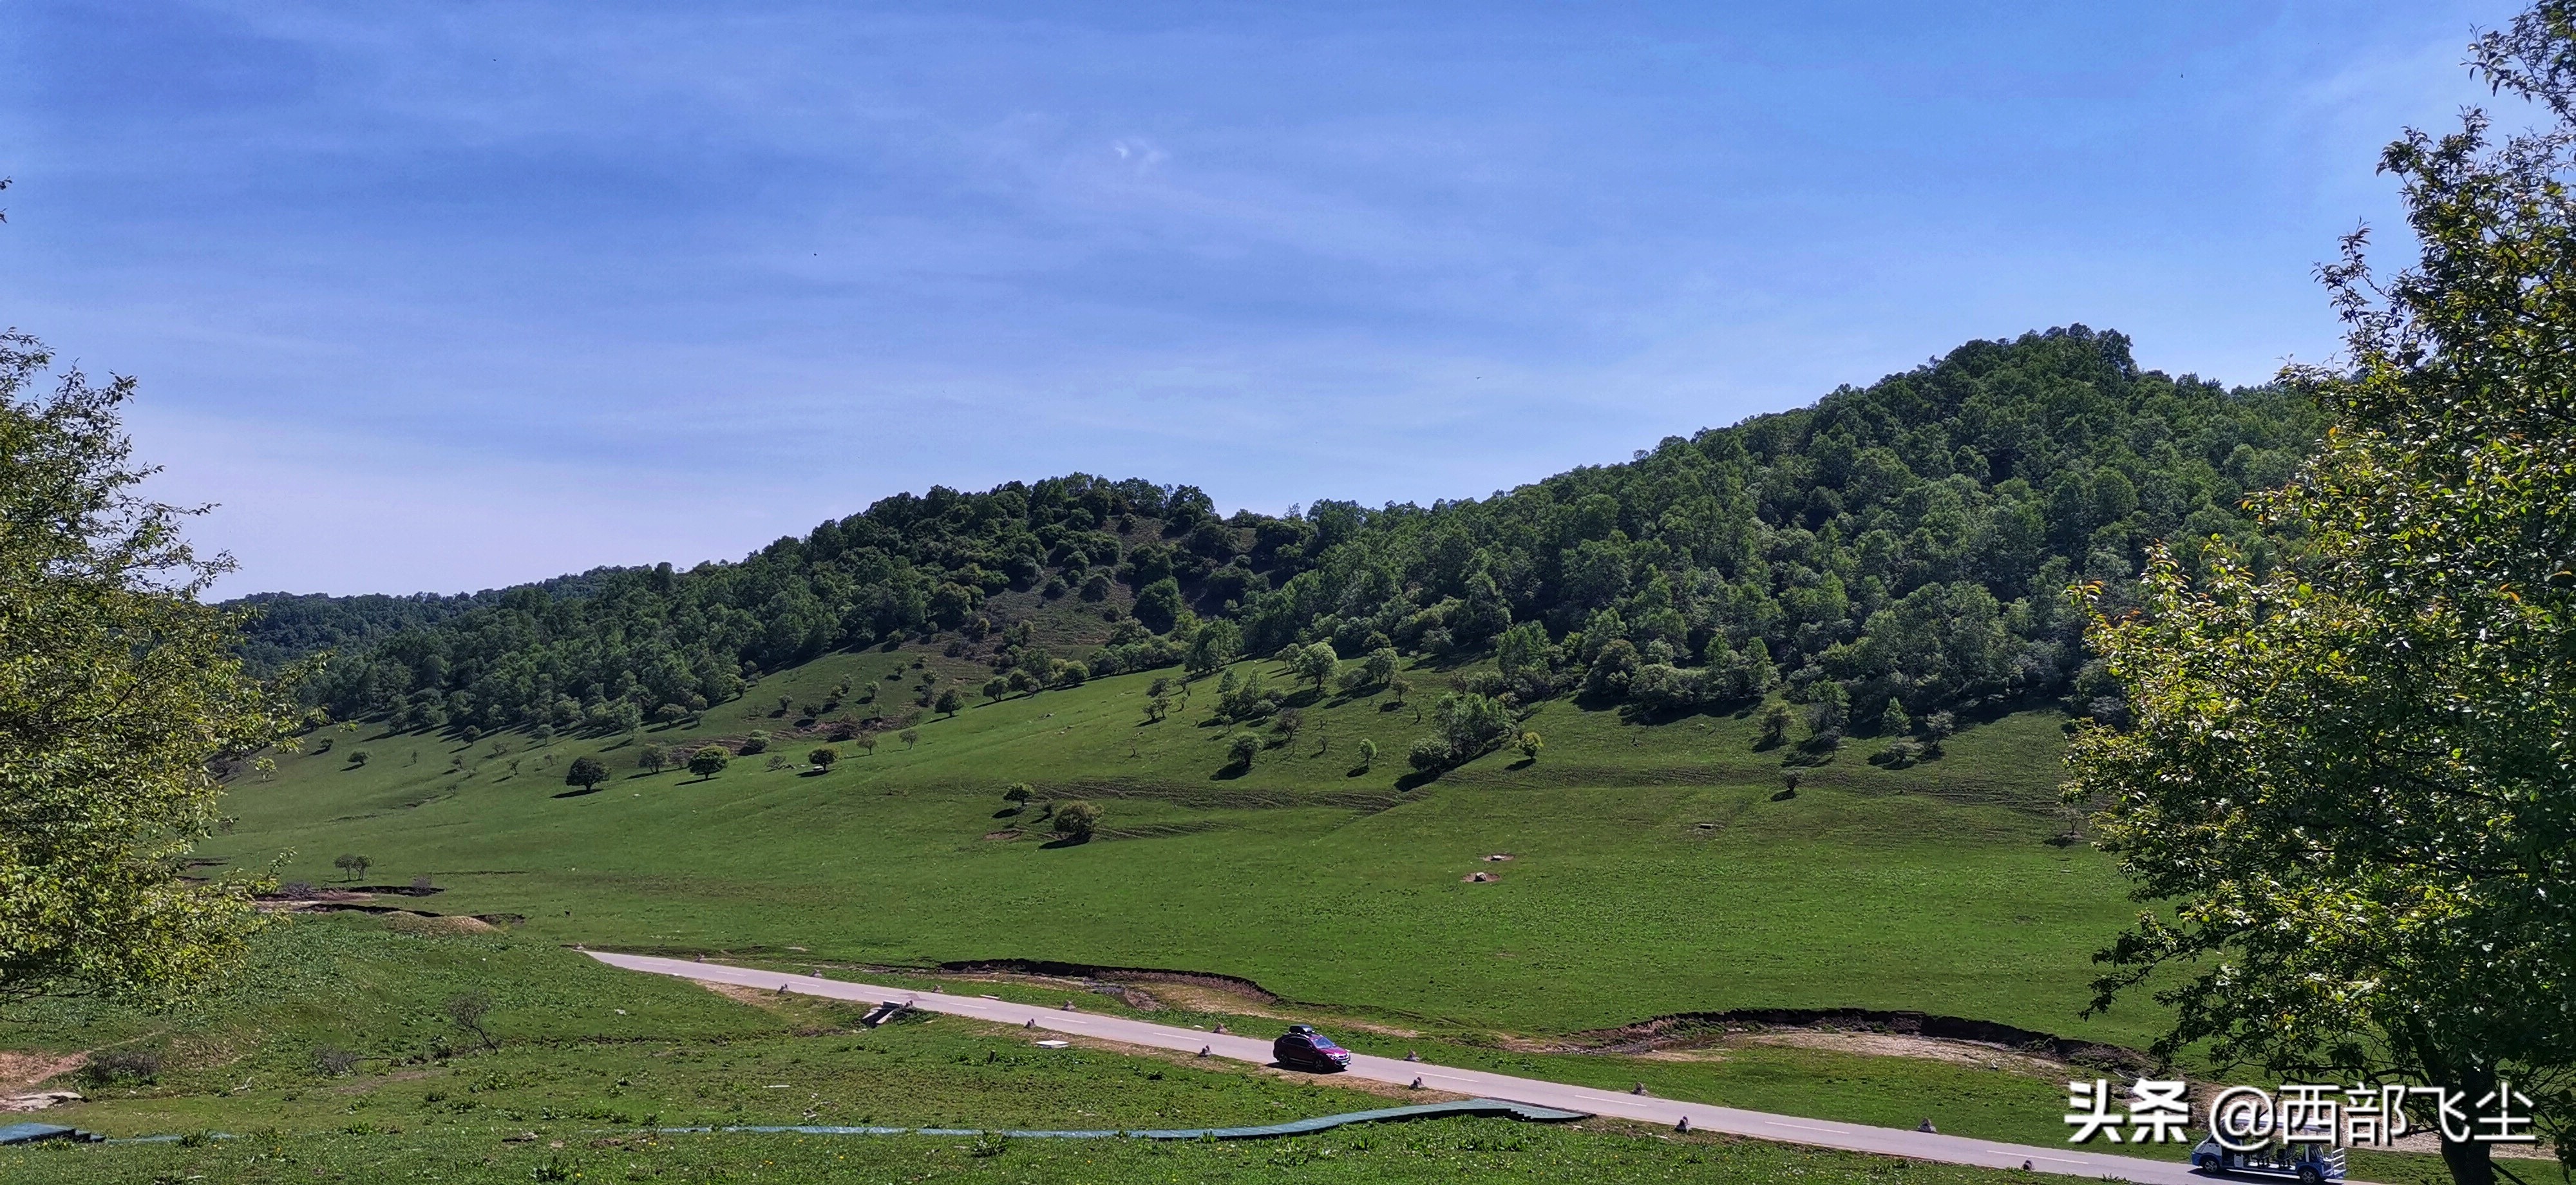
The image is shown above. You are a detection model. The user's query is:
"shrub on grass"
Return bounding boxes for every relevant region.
[84,1050,160,1085]
[1052,801,1101,841]
[446,991,494,1047]
[739,730,770,755]
[312,1047,359,1076]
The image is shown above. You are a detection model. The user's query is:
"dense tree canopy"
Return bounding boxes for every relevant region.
[253,328,2316,737]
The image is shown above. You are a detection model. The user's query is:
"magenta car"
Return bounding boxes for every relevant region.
[1273,1025,1352,1072]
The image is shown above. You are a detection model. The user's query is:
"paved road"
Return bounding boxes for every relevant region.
[588,950,2223,1183]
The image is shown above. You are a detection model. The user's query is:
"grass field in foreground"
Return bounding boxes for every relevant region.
[201,642,2141,1047]
[0,916,2463,1185]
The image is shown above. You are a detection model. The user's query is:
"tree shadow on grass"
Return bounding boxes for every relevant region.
[551,787,601,799]
[1208,763,1251,781]
[1506,757,1535,771]
[1037,834,1092,849]
[1394,769,1439,792]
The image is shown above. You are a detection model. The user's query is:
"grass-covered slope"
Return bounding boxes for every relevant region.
[205,638,2139,1045]
[10,915,2071,1185]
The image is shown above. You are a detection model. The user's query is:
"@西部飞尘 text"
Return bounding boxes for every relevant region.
[2063,1077,2539,1148]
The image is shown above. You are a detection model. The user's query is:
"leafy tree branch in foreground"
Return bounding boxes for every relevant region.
[2067,10,2576,1182]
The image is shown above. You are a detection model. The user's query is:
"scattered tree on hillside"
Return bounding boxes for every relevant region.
[569,752,608,793]
[1516,732,1543,763]
[2069,13,2576,1181]
[445,991,494,1048]
[1289,641,1338,690]
[1385,674,1412,707]
[1054,660,1089,687]
[1493,622,1548,677]
[1134,577,1187,633]
[856,733,878,757]
[332,854,371,883]
[1003,783,1032,806]
[1756,704,1792,749]
[934,688,963,717]
[806,746,837,772]
[636,743,669,775]
[898,728,919,750]
[982,676,1008,704]
[1005,668,1038,696]
[1354,737,1378,771]
[686,745,730,781]
[1226,732,1262,769]
[1051,800,1100,842]
[347,750,370,766]
[1145,692,1172,722]
[1185,620,1242,679]
[739,730,770,755]
[0,333,306,1011]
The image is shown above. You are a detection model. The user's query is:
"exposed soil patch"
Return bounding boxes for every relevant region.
[1463,871,1501,882]
[1736,1029,2074,1074]
[981,829,1023,841]
[1551,1008,2152,1072]
[0,1052,84,1093]
[379,913,498,936]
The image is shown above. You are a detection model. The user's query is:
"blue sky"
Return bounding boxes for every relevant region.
[0,1,2527,596]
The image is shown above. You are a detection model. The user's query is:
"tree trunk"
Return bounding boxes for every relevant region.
[2439,1137,2494,1185]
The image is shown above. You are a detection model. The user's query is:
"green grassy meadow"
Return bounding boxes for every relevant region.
[0,914,2090,1185]
[200,640,2134,1044]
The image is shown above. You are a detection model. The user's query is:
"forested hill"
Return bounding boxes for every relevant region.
[228,569,624,676]
[256,327,2320,737]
